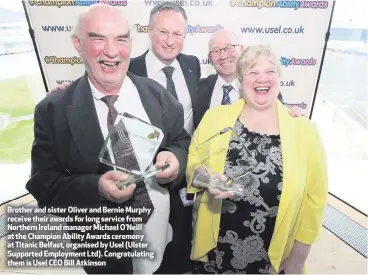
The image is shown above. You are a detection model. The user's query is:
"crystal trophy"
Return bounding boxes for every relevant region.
[99,112,169,190]
[192,127,256,195]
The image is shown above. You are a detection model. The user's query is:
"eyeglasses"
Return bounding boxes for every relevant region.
[209,44,239,57]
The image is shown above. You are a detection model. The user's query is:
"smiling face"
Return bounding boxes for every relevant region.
[239,49,281,111]
[209,31,243,82]
[72,5,131,94]
[148,10,187,65]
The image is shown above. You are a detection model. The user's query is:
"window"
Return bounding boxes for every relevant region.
[311,0,368,215]
[0,1,46,204]
[330,27,367,43]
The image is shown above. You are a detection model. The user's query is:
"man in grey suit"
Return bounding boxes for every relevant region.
[26,4,190,274]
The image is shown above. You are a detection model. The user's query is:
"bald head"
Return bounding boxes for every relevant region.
[208,30,240,52]
[72,4,130,38]
[208,30,243,83]
[71,3,132,95]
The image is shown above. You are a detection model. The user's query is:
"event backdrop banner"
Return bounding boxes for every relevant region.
[24,0,334,115]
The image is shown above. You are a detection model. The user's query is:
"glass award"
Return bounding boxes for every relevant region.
[192,127,256,195]
[99,112,169,190]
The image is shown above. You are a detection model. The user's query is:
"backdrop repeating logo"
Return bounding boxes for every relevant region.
[25,0,334,118]
[134,24,224,34]
[230,0,328,9]
[144,0,213,7]
[29,0,128,8]
[134,24,149,33]
[280,80,296,87]
[56,80,74,85]
[280,57,316,67]
[240,25,304,34]
[42,25,73,32]
[187,25,224,35]
[44,56,83,65]
[200,58,210,65]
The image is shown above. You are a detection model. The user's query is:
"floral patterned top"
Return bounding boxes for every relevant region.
[194,119,283,274]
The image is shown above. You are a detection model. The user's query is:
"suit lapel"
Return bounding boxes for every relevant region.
[193,74,218,129]
[66,74,106,172]
[177,54,197,106]
[205,74,218,110]
[129,51,148,77]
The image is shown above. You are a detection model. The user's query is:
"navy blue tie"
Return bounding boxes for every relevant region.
[221,84,233,105]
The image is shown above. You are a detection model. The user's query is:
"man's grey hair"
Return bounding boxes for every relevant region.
[148,1,188,29]
[71,3,130,38]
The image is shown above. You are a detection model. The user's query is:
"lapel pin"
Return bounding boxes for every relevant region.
[148,130,159,140]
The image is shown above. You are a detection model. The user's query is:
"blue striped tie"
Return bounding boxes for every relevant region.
[221,84,233,105]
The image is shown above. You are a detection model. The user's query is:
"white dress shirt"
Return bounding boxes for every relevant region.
[210,75,241,108]
[89,77,172,274]
[145,49,194,135]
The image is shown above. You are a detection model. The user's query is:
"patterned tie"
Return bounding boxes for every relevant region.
[100,95,154,224]
[221,84,233,105]
[162,66,178,100]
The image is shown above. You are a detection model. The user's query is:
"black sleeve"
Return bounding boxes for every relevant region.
[26,101,102,209]
[195,56,201,80]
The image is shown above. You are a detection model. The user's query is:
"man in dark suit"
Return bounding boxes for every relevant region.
[129,2,200,136]
[194,30,286,128]
[47,2,198,273]
[26,4,190,274]
[129,3,200,274]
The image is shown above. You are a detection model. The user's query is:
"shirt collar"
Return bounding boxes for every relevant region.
[89,78,106,100]
[217,75,240,92]
[88,77,132,101]
[146,48,180,74]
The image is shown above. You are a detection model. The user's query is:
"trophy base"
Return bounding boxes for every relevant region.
[116,163,170,190]
[193,174,245,195]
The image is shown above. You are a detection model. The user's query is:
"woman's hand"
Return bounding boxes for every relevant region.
[192,166,234,199]
[208,188,234,199]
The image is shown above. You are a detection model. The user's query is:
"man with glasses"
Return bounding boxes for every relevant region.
[194,30,284,128]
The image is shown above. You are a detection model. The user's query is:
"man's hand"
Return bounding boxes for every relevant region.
[155,151,179,184]
[49,82,72,93]
[288,106,307,117]
[98,170,136,203]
